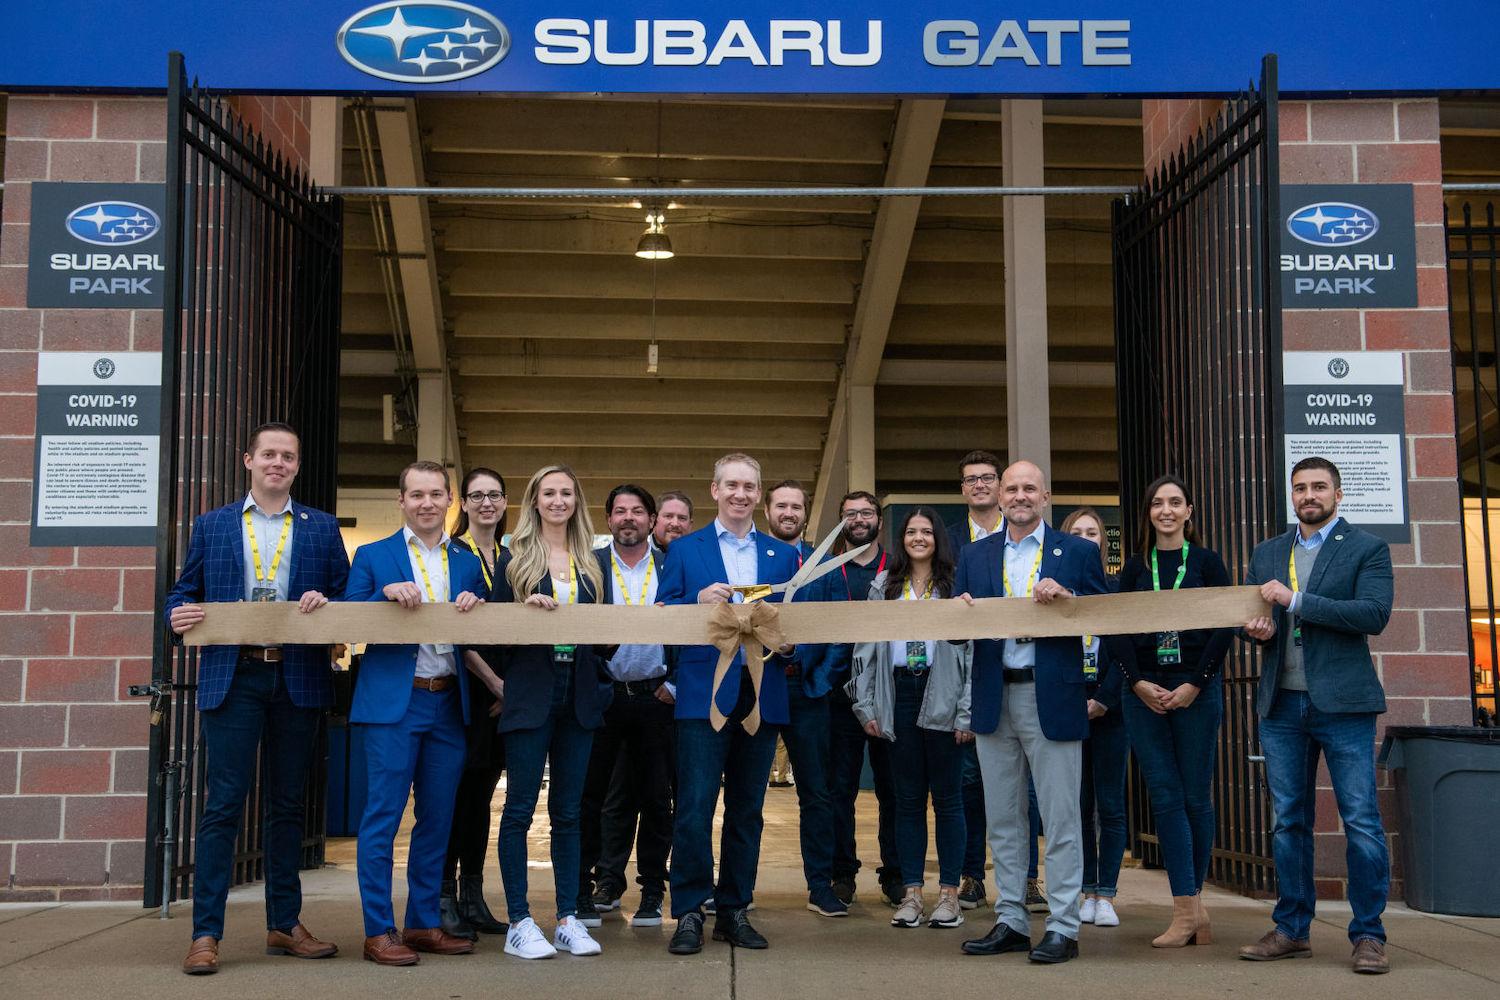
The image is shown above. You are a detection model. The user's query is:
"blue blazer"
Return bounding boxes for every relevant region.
[164,499,349,711]
[658,524,799,725]
[1242,517,1393,716]
[492,558,615,734]
[345,529,486,726]
[954,523,1110,741]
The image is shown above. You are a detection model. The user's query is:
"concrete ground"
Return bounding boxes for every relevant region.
[3,785,1498,999]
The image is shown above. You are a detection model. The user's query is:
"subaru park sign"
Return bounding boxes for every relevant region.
[1279,185,1418,309]
[0,2,1493,94]
[27,183,167,309]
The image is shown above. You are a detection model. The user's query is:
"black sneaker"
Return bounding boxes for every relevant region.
[807,885,850,917]
[831,876,856,905]
[593,883,623,912]
[634,892,664,927]
[668,911,704,955]
[576,896,602,928]
[880,873,905,908]
[1026,878,1047,913]
[958,875,986,910]
[712,908,768,949]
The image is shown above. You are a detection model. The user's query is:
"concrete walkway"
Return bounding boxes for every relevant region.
[4,787,1498,998]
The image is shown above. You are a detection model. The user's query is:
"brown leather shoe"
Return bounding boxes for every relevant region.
[363,930,420,966]
[403,927,477,955]
[182,936,219,975]
[266,922,339,959]
[1352,938,1390,974]
[1238,929,1312,961]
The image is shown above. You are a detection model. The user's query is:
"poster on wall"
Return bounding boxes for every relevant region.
[26,182,167,309]
[31,352,162,547]
[1279,184,1417,309]
[1282,351,1409,544]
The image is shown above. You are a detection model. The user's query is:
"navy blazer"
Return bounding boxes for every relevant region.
[1242,517,1393,716]
[657,523,799,725]
[345,529,486,726]
[492,559,615,734]
[954,523,1110,741]
[164,498,349,711]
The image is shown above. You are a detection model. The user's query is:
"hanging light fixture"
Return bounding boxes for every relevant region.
[635,208,674,259]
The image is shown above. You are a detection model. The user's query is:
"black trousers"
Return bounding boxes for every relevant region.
[444,682,504,880]
[827,685,899,883]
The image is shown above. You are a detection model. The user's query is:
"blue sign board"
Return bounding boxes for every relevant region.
[1,1,1495,95]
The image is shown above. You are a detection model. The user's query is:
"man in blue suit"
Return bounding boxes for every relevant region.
[954,460,1107,965]
[346,461,487,967]
[659,453,800,954]
[165,421,348,975]
[1239,456,1394,975]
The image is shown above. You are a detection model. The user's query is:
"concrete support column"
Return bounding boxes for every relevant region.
[1000,100,1051,479]
[306,97,342,188]
[847,384,876,494]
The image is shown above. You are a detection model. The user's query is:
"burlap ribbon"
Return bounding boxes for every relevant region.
[704,602,787,735]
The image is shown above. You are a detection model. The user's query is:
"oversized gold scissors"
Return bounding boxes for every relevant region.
[730,520,871,604]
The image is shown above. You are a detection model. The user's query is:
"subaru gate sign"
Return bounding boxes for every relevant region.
[1279,184,1417,309]
[27,183,167,309]
[337,1,510,83]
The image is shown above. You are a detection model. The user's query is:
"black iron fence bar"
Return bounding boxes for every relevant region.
[181,132,338,248]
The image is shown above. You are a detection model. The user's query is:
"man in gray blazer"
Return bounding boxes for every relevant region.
[1239,456,1394,975]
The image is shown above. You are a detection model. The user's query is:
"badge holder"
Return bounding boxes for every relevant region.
[1292,621,1303,647]
[1082,645,1100,682]
[1155,630,1182,667]
[250,586,278,603]
[553,644,577,665]
[904,641,929,674]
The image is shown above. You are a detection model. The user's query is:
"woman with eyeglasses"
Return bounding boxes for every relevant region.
[848,506,973,931]
[439,469,510,939]
[1114,475,1232,949]
[493,465,615,959]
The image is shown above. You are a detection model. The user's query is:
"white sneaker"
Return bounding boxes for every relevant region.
[553,915,603,956]
[1079,897,1097,924]
[505,917,558,959]
[1093,898,1120,927]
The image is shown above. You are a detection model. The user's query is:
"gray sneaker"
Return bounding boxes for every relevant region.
[890,888,924,928]
[929,890,965,928]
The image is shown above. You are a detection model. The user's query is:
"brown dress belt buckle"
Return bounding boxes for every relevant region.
[241,646,283,663]
[413,675,455,692]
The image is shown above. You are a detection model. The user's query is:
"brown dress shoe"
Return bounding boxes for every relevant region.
[266,922,339,959]
[1352,938,1390,974]
[363,930,420,966]
[403,927,477,955]
[1238,929,1312,961]
[182,936,219,975]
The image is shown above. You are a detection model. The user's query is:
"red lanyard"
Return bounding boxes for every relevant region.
[842,550,887,599]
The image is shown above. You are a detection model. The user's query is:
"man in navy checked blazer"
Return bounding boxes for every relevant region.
[165,422,349,975]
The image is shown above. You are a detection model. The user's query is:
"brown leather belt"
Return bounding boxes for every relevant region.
[240,646,283,662]
[413,675,455,692]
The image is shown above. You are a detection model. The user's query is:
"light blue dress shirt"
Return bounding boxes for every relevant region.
[715,517,760,599]
[1001,521,1047,669]
[241,493,294,602]
[1288,518,1338,615]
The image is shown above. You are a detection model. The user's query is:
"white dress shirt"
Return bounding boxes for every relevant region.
[403,526,456,678]
[606,544,670,684]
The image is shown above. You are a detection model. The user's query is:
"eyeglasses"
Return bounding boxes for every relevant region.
[842,509,879,521]
[960,473,999,487]
[465,491,505,504]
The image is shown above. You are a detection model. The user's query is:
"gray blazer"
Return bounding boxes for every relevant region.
[847,574,973,737]
[1242,517,1393,716]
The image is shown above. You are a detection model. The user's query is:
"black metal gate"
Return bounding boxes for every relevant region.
[145,53,344,907]
[1111,55,1284,896]
[1448,200,1500,727]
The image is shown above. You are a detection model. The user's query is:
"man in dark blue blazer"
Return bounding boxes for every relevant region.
[165,421,348,975]
[345,461,487,967]
[1239,457,1394,974]
[658,454,799,954]
[954,460,1107,965]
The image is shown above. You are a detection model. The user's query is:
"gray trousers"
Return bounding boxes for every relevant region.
[974,680,1083,938]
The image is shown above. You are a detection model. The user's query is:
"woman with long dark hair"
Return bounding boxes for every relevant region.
[848,506,973,931]
[1114,475,1232,948]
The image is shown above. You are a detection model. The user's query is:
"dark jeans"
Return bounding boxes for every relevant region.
[579,682,675,900]
[498,669,595,921]
[889,670,965,888]
[780,675,835,890]
[961,741,986,879]
[1081,715,1129,896]
[193,658,320,939]
[670,675,778,918]
[1260,690,1389,944]
[828,683,898,883]
[1123,676,1222,896]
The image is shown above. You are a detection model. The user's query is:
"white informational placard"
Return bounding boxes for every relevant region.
[1282,351,1408,543]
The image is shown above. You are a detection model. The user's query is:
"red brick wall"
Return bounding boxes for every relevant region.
[0,93,311,900]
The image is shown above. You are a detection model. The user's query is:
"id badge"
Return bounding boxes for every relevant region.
[904,641,929,672]
[1082,645,1099,681]
[434,642,455,655]
[1155,630,1182,667]
[1014,635,1034,645]
[1292,622,1303,647]
[553,644,577,664]
[251,586,278,603]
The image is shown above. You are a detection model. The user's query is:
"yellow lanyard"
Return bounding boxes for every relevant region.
[969,516,998,542]
[610,552,653,606]
[1002,540,1045,598]
[460,533,494,591]
[553,555,577,605]
[902,577,934,600]
[409,539,449,603]
[1288,545,1300,593]
[244,508,292,584]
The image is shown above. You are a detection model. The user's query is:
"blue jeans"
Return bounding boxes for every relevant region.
[670,675,778,918]
[889,670,965,888]
[499,668,595,922]
[1081,715,1129,897]
[779,677,835,890]
[828,683,898,883]
[193,658,320,939]
[1260,690,1389,944]
[1124,678,1222,896]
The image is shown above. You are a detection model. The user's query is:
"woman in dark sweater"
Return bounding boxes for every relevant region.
[1113,475,1231,949]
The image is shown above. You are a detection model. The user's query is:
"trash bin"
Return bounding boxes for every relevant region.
[1377,725,1500,917]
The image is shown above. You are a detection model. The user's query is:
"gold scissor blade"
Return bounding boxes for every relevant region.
[730,584,775,604]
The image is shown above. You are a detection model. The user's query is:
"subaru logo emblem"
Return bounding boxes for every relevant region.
[65,201,160,247]
[1287,202,1380,247]
[337,2,509,83]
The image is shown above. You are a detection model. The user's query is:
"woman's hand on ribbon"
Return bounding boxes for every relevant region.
[525,593,559,610]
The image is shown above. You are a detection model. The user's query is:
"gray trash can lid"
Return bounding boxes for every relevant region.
[1383,725,1500,744]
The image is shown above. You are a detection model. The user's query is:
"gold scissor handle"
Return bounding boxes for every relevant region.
[730,584,775,604]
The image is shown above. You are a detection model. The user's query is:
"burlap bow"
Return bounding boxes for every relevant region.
[705,601,787,734]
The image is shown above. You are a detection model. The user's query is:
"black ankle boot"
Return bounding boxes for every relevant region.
[440,878,478,940]
[458,875,508,934]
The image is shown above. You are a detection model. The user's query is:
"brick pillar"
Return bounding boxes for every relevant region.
[0,93,313,900]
